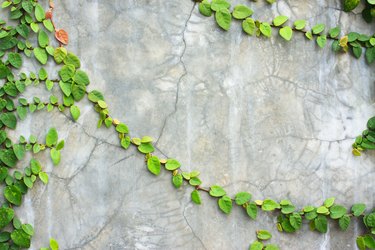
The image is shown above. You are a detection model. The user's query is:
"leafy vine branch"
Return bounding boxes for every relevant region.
[0,0,374,249]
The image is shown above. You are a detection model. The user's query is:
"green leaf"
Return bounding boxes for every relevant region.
[39,68,48,80]
[46,128,58,147]
[339,215,350,231]
[281,204,295,214]
[357,236,366,250]
[39,172,49,184]
[54,47,68,64]
[367,117,375,131]
[232,5,253,19]
[138,142,154,154]
[199,0,212,17]
[0,65,10,79]
[73,70,90,85]
[218,195,232,214]
[4,185,22,206]
[0,113,17,129]
[11,229,30,248]
[12,144,25,161]
[16,24,30,38]
[165,159,181,170]
[324,197,335,207]
[246,202,258,219]
[59,64,75,82]
[317,206,329,214]
[210,0,230,11]
[352,46,362,59]
[88,90,104,102]
[70,105,80,121]
[329,27,340,38]
[21,224,34,236]
[172,174,183,188]
[273,15,288,26]
[33,47,48,64]
[191,190,202,205]
[242,18,256,36]
[250,241,263,250]
[343,0,360,12]
[50,148,61,166]
[262,199,280,211]
[189,177,202,186]
[215,8,232,31]
[116,123,129,133]
[64,52,81,68]
[0,207,14,229]
[290,213,302,229]
[256,230,272,240]
[329,205,347,219]
[365,47,375,64]
[352,203,366,217]
[38,30,49,48]
[364,235,375,249]
[120,136,130,149]
[34,3,45,21]
[294,20,306,30]
[260,22,272,38]
[0,149,17,167]
[8,53,22,68]
[235,192,251,205]
[279,26,293,41]
[72,84,86,101]
[209,185,226,197]
[312,24,325,35]
[147,156,161,175]
[314,215,328,233]
[31,159,42,175]
[43,19,54,32]
[316,35,327,48]
[50,238,59,250]
[264,245,280,250]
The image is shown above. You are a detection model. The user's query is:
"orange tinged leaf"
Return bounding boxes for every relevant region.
[55,29,69,45]
[45,10,53,19]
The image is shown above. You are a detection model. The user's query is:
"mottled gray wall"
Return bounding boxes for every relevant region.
[7,0,375,249]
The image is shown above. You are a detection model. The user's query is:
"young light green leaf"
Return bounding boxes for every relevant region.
[209,185,226,197]
[70,105,80,121]
[215,8,232,31]
[256,230,272,240]
[294,20,306,30]
[218,195,232,214]
[147,156,161,175]
[279,26,293,41]
[260,22,272,38]
[242,18,256,36]
[235,192,252,205]
[199,0,212,17]
[273,15,288,26]
[312,24,325,35]
[165,159,181,171]
[46,128,58,147]
[232,5,253,19]
[191,190,202,205]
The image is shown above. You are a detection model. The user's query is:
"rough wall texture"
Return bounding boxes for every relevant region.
[7,0,375,249]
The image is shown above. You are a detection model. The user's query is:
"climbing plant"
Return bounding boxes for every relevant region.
[0,0,374,249]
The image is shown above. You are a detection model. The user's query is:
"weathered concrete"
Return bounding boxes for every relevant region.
[7,0,375,249]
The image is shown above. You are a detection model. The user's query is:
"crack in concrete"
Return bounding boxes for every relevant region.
[155,3,196,146]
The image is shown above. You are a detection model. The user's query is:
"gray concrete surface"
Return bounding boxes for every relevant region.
[5,0,375,249]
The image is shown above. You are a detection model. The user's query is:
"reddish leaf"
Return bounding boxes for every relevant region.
[45,10,53,19]
[55,29,69,45]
